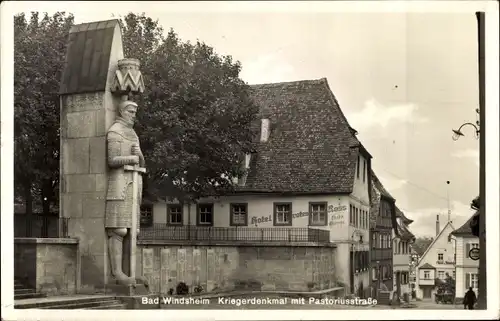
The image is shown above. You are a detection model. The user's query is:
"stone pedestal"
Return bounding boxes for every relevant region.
[106,284,150,296]
[59,20,125,293]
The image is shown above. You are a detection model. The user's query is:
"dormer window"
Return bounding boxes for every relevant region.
[260,118,270,142]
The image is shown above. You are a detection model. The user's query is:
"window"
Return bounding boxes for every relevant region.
[349,205,354,225]
[197,203,214,226]
[401,272,408,284]
[466,273,479,289]
[372,233,376,248]
[438,253,444,261]
[167,204,183,225]
[438,271,445,279]
[424,271,430,279]
[466,243,479,254]
[309,202,327,226]
[372,267,378,280]
[355,207,359,227]
[140,205,153,227]
[230,203,248,226]
[273,203,292,226]
[357,155,360,178]
[382,266,387,279]
[363,160,366,182]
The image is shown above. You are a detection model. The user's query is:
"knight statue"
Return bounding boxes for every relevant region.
[105,99,147,287]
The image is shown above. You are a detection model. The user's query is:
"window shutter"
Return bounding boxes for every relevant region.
[466,273,470,288]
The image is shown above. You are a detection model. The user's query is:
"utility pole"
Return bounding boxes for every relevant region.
[476,11,486,310]
[451,12,485,309]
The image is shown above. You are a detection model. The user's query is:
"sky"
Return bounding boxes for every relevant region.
[13,2,486,238]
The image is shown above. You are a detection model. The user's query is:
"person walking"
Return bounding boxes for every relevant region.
[463,287,477,310]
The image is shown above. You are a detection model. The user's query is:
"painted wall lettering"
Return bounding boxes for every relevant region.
[329,214,345,226]
[251,215,272,226]
[250,204,349,226]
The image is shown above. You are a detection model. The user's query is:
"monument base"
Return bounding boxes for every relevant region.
[106,284,150,296]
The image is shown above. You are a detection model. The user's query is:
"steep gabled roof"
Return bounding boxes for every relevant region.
[396,219,416,241]
[417,221,456,265]
[396,206,414,225]
[370,170,396,229]
[450,212,477,236]
[236,78,368,194]
[419,263,436,270]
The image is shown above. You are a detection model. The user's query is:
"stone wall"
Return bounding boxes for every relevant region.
[59,20,125,292]
[136,242,337,294]
[14,238,79,296]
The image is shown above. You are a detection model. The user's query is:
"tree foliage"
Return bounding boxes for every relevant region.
[14,12,258,211]
[120,13,259,203]
[436,275,455,295]
[412,237,434,257]
[14,12,74,214]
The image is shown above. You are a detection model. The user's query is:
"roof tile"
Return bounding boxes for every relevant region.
[451,212,477,236]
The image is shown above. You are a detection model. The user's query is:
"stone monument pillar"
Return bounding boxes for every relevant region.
[59,20,147,295]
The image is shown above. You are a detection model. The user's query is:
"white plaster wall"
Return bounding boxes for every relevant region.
[152,194,372,245]
[350,154,370,205]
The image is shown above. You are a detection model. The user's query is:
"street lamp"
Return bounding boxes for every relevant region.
[452,109,480,141]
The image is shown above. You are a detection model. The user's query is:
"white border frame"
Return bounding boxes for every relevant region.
[2,1,499,320]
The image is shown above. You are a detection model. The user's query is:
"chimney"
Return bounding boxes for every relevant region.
[436,214,440,236]
[260,118,270,142]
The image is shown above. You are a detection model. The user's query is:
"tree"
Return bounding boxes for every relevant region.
[412,237,434,257]
[119,13,259,205]
[436,275,455,295]
[470,196,480,237]
[15,12,258,220]
[14,12,74,225]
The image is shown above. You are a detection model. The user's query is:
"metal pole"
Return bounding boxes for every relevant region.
[446,181,451,223]
[476,11,486,310]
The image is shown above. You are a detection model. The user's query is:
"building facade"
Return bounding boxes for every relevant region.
[450,214,479,300]
[143,78,373,296]
[369,171,397,298]
[392,206,415,301]
[415,217,455,300]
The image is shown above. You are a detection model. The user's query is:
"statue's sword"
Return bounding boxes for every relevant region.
[124,164,146,282]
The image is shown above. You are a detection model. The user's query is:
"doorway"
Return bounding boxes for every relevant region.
[423,287,432,298]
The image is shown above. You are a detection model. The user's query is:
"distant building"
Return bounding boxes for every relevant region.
[392,206,415,301]
[415,215,455,300]
[409,247,420,294]
[450,213,479,300]
[369,171,397,300]
[145,78,373,295]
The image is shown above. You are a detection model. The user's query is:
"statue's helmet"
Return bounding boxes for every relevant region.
[118,100,138,116]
